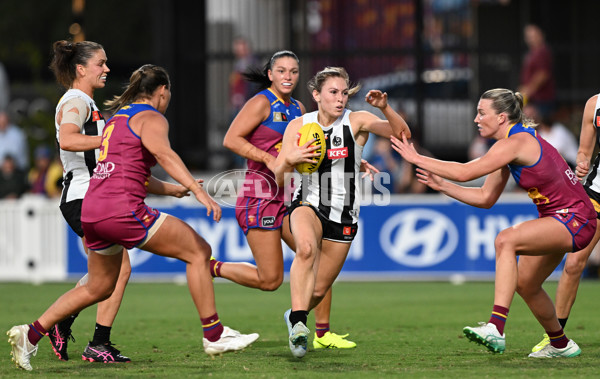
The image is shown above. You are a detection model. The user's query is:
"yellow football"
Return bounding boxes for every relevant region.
[295,122,326,174]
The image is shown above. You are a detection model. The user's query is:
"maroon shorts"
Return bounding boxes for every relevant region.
[83,205,164,254]
[235,196,286,235]
[552,212,597,251]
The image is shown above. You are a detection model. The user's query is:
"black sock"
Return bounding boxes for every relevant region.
[289,310,309,327]
[91,323,111,345]
[558,318,568,329]
[58,313,79,331]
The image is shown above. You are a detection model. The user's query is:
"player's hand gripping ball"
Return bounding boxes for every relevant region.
[295,122,326,174]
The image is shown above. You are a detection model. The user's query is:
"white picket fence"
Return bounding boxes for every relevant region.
[0,195,67,282]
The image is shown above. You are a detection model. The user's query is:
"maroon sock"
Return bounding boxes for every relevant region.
[547,328,569,349]
[488,305,509,335]
[315,323,329,338]
[210,259,223,278]
[27,321,46,345]
[201,313,224,342]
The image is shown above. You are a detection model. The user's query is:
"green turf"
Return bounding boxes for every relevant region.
[1,280,599,378]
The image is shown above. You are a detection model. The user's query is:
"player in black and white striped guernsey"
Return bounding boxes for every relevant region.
[293,109,362,228]
[48,40,131,364]
[274,67,411,358]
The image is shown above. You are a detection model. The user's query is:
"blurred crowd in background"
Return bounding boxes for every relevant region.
[0,20,584,199]
[0,0,596,200]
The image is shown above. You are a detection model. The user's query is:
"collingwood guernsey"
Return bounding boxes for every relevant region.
[292,109,363,224]
[583,94,600,195]
[55,88,105,204]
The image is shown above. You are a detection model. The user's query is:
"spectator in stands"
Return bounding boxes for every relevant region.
[0,111,29,170]
[397,130,436,194]
[538,116,578,169]
[228,37,260,168]
[0,154,29,199]
[369,136,403,193]
[229,36,260,120]
[28,145,63,198]
[519,24,556,119]
[468,135,495,161]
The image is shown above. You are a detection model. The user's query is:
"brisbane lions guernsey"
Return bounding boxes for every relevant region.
[55,88,105,204]
[293,109,363,224]
[82,103,159,223]
[240,88,302,202]
[507,123,594,219]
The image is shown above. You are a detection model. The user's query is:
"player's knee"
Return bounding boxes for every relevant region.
[198,237,212,256]
[295,240,316,261]
[494,229,515,254]
[564,255,587,277]
[311,287,328,307]
[189,237,212,263]
[516,279,535,299]
[312,287,327,302]
[87,280,116,302]
[258,270,283,291]
[258,276,283,291]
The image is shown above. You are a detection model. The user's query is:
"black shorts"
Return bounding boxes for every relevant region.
[60,199,84,237]
[585,186,600,219]
[288,200,358,243]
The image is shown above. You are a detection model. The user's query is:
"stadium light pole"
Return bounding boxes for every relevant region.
[70,0,85,42]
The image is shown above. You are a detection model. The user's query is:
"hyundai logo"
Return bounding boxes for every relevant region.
[379,209,458,267]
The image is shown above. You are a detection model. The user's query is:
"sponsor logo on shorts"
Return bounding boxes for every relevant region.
[261,216,275,227]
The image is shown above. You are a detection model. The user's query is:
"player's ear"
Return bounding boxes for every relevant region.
[312,89,320,103]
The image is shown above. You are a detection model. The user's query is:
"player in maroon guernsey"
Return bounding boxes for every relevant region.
[6,65,258,371]
[392,88,596,358]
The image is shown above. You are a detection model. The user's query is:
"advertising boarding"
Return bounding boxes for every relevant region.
[67,195,543,280]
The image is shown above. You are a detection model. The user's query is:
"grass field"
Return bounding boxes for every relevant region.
[1,280,599,378]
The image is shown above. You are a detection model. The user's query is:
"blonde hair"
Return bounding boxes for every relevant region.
[481,88,536,127]
[307,67,361,97]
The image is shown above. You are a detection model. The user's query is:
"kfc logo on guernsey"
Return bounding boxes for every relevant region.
[327,147,348,159]
[92,161,116,179]
[92,111,102,122]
